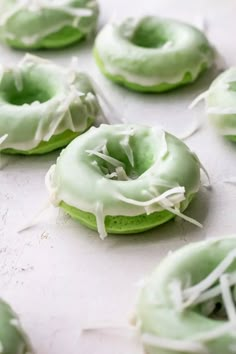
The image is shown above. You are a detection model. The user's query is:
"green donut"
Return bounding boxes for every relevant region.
[204,68,236,141]
[136,236,236,354]
[0,0,99,49]
[0,298,33,353]
[46,124,202,239]
[0,54,101,155]
[94,16,215,93]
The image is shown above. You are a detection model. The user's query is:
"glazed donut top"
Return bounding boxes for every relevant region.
[205,68,236,135]
[137,236,236,354]
[0,0,99,47]
[95,16,214,87]
[0,54,100,151]
[46,124,202,239]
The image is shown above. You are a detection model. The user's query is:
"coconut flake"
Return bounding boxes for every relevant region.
[88,76,123,124]
[179,117,201,141]
[115,166,130,181]
[45,164,59,206]
[159,130,168,159]
[169,279,183,312]
[187,271,236,308]
[18,200,51,233]
[200,161,211,189]
[81,323,136,333]
[117,186,186,208]
[86,149,125,169]
[159,203,203,228]
[220,274,236,323]
[224,178,236,185]
[0,134,8,146]
[188,91,208,110]
[142,333,208,354]
[120,136,134,167]
[95,202,107,240]
[194,16,208,33]
[183,249,236,306]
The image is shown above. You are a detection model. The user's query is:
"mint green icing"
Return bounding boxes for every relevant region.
[94,16,214,93]
[0,54,100,154]
[46,124,202,239]
[0,0,99,49]
[136,236,236,354]
[205,68,236,140]
[0,298,33,353]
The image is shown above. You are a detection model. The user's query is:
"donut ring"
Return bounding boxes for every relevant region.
[203,68,236,141]
[94,16,215,93]
[0,0,99,49]
[0,298,33,353]
[46,124,202,239]
[136,236,236,354]
[0,54,100,155]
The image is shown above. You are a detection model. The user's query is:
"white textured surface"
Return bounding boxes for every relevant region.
[0,1,236,353]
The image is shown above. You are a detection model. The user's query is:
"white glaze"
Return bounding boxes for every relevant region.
[0,54,100,151]
[203,67,236,136]
[95,20,214,88]
[46,125,202,239]
[101,59,206,87]
[0,0,97,47]
[0,0,93,26]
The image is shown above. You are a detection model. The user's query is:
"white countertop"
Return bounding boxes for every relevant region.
[1,1,236,353]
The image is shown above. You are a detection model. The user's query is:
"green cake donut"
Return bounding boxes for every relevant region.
[136,236,236,354]
[0,0,99,49]
[0,54,101,155]
[46,124,203,239]
[0,298,33,353]
[203,68,236,141]
[94,16,215,93]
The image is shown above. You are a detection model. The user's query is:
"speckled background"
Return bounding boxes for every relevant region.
[0,0,236,353]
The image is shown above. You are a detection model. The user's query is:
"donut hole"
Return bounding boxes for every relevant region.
[200,297,228,321]
[2,70,54,106]
[91,131,156,181]
[130,19,170,49]
[7,84,52,106]
[199,284,236,321]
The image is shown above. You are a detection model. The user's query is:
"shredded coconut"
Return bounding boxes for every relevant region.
[86,149,125,169]
[224,178,236,185]
[0,134,8,146]
[220,274,236,323]
[115,166,130,181]
[159,202,203,228]
[159,130,168,159]
[188,91,208,110]
[142,333,208,354]
[169,279,183,312]
[179,117,201,141]
[120,136,134,167]
[18,200,51,233]
[95,202,107,240]
[116,186,186,208]
[183,249,236,306]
